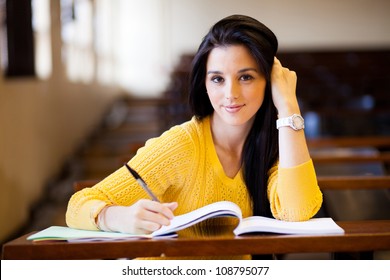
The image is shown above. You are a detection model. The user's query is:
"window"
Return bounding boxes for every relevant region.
[61,0,94,83]
[0,0,7,73]
[0,0,51,79]
[32,0,52,79]
[2,0,35,77]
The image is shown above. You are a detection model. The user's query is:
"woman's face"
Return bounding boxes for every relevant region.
[205,45,266,128]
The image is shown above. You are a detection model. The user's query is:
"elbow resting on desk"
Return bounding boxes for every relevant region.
[269,159,323,222]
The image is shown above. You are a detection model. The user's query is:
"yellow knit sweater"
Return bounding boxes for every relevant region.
[66,116,322,258]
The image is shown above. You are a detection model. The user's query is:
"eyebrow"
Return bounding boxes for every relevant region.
[207,68,259,75]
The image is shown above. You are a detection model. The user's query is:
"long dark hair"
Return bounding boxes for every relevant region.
[188,15,279,217]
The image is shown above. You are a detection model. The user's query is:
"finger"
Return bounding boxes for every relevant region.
[283,67,296,79]
[139,209,172,227]
[136,219,164,233]
[164,202,178,211]
[272,58,284,76]
[274,57,294,74]
[141,200,176,220]
[155,202,177,219]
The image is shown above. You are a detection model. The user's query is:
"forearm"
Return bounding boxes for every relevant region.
[277,104,311,168]
[278,129,310,168]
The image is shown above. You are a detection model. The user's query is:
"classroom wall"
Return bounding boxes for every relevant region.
[1,0,389,243]
[167,0,390,56]
[139,0,390,95]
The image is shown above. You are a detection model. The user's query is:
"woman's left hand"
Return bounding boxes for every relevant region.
[271,57,300,117]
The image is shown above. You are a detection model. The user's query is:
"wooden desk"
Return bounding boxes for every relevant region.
[2,220,390,260]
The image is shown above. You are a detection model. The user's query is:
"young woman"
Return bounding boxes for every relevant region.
[66,15,322,258]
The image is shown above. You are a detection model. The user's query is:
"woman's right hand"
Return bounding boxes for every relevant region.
[98,199,178,234]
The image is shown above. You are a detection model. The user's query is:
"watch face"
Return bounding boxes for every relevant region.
[292,115,304,130]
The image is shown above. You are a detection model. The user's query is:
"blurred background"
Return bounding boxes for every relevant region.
[0,0,389,247]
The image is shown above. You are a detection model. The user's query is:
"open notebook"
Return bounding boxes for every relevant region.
[27,201,344,242]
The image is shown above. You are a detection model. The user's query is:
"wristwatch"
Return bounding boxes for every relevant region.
[276,114,305,130]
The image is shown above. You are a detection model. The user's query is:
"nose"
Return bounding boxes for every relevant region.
[225,80,239,100]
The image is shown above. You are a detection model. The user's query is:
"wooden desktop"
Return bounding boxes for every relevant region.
[2,220,390,260]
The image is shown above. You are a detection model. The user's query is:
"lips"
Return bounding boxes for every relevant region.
[224,104,244,113]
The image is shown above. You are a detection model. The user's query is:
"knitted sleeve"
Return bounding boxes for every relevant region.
[267,159,323,221]
[66,124,196,230]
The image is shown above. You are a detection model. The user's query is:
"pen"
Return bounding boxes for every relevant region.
[124,163,160,202]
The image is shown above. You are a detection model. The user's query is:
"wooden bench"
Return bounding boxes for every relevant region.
[308,136,390,176]
[317,175,390,190]
[314,175,390,221]
[307,136,390,149]
[312,152,390,164]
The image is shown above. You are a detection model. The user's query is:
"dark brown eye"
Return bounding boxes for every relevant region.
[240,74,253,81]
[211,76,224,83]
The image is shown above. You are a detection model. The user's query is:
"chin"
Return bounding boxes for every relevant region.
[222,116,252,127]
